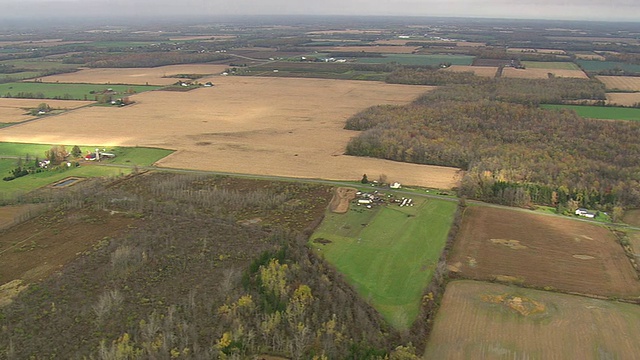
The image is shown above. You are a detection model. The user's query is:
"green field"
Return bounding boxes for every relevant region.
[356,54,475,66]
[542,104,640,121]
[0,142,173,198]
[577,60,640,73]
[310,196,456,329]
[521,61,580,70]
[0,82,161,100]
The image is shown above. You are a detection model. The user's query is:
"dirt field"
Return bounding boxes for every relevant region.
[169,35,235,41]
[0,76,461,189]
[320,46,420,54]
[0,209,136,288]
[442,65,497,77]
[0,98,93,123]
[606,92,640,106]
[424,280,640,359]
[502,67,589,79]
[597,76,640,91]
[624,209,640,227]
[328,187,357,213]
[35,64,229,85]
[0,204,45,230]
[448,206,640,298]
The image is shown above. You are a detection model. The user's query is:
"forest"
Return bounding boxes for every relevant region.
[0,174,433,359]
[345,75,640,211]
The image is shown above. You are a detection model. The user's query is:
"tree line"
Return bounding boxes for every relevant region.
[345,77,640,211]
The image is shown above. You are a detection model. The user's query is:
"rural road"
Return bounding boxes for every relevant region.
[96,162,640,232]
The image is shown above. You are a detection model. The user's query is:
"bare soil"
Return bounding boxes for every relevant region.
[0,76,461,189]
[448,206,640,298]
[502,67,588,79]
[36,64,229,85]
[329,187,357,213]
[0,204,45,230]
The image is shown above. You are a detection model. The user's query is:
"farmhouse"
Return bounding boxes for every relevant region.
[575,208,597,218]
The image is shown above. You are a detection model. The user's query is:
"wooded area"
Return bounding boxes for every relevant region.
[346,77,640,210]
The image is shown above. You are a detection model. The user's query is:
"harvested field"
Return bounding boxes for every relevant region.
[0,98,92,123]
[624,209,640,227]
[448,206,640,297]
[502,67,588,79]
[597,76,640,91]
[169,35,235,41]
[0,76,461,189]
[36,64,228,85]
[329,187,357,213]
[607,93,640,107]
[442,65,497,77]
[424,280,640,359]
[321,46,420,54]
[0,204,45,230]
[521,61,580,70]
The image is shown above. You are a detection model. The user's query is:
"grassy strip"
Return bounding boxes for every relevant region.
[542,104,640,121]
[310,197,456,329]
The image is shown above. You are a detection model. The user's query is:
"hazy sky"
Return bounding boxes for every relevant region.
[1,0,638,22]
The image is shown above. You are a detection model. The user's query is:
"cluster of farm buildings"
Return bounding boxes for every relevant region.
[354,190,414,209]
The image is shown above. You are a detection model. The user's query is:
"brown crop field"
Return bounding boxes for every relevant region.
[424,280,640,359]
[502,67,588,79]
[0,76,461,189]
[442,65,497,77]
[35,64,229,85]
[507,48,566,54]
[0,98,93,123]
[321,46,420,54]
[448,206,640,297]
[606,93,640,106]
[597,76,640,91]
[575,52,606,61]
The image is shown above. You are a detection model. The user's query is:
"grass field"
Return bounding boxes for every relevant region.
[424,280,640,359]
[448,206,640,298]
[577,60,640,73]
[356,54,475,66]
[0,82,160,100]
[0,143,173,198]
[521,61,580,70]
[542,104,640,121]
[0,76,461,189]
[310,197,456,328]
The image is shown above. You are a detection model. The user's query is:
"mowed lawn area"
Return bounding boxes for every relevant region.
[0,82,160,100]
[310,196,456,329]
[542,104,640,121]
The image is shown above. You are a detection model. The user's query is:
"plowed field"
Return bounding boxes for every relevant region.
[425,280,640,359]
[448,206,640,297]
[0,76,461,189]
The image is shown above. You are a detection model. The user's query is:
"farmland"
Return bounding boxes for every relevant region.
[501,67,588,79]
[542,104,640,121]
[320,45,420,54]
[448,206,640,298]
[0,76,461,189]
[606,92,640,106]
[520,61,580,70]
[35,64,229,86]
[0,82,160,100]
[577,60,640,73]
[442,65,498,77]
[355,54,475,66]
[0,98,92,123]
[597,76,640,91]
[310,197,456,328]
[424,280,640,359]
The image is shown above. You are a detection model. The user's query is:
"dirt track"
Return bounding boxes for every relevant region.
[0,76,461,189]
